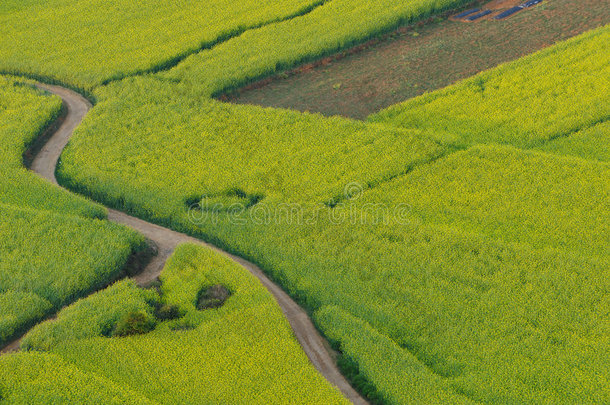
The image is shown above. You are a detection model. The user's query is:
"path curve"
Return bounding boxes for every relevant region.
[26,83,368,405]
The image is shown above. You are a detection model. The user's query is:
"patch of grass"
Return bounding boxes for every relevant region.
[359,144,610,258]
[535,120,610,162]
[0,292,52,347]
[0,352,154,404]
[21,280,158,351]
[0,204,145,346]
[59,85,445,205]
[0,75,105,217]
[316,306,475,404]
[0,205,145,308]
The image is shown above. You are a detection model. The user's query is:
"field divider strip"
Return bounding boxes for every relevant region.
[327,143,464,207]
[540,115,610,147]
[98,0,333,87]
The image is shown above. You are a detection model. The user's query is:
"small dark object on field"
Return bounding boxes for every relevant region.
[455,8,481,18]
[466,10,493,21]
[145,277,162,293]
[495,6,523,19]
[522,0,543,7]
[112,311,155,337]
[197,284,231,310]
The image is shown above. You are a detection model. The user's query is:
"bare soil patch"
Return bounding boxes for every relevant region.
[226,0,609,119]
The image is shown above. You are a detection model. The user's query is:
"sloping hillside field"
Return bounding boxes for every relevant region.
[0,0,608,403]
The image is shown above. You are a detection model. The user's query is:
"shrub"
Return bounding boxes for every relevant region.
[112,311,155,337]
[154,304,182,321]
[197,285,231,310]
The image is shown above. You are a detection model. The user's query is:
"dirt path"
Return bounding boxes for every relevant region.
[227,0,610,119]
[9,83,367,405]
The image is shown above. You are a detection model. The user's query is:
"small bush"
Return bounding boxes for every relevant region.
[155,304,182,321]
[112,311,155,337]
[197,285,231,310]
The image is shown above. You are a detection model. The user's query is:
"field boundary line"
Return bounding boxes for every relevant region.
[98,0,333,87]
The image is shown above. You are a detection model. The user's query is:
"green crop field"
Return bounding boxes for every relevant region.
[0,77,144,347]
[0,205,145,346]
[163,0,470,97]
[537,120,610,162]
[0,352,155,404]
[58,87,445,206]
[54,25,610,404]
[0,0,324,91]
[0,76,104,216]
[0,0,608,403]
[359,144,610,258]
[0,0,467,93]
[3,244,347,404]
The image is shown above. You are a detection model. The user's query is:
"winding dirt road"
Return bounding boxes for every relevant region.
[16,83,367,404]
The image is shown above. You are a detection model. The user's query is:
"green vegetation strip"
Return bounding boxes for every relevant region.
[164,0,470,97]
[358,144,610,258]
[59,84,445,206]
[0,204,145,348]
[316,306,475,404]
[0,352,154,404]
[0,76,104,217]
[537,120,610,162]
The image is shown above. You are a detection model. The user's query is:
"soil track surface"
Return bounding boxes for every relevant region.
[227,0,610,119]
[4,83,367,405]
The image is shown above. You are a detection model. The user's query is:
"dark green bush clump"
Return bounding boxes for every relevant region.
[112,311,155,337]
[197,285,231,310]
[154,304,182,321]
